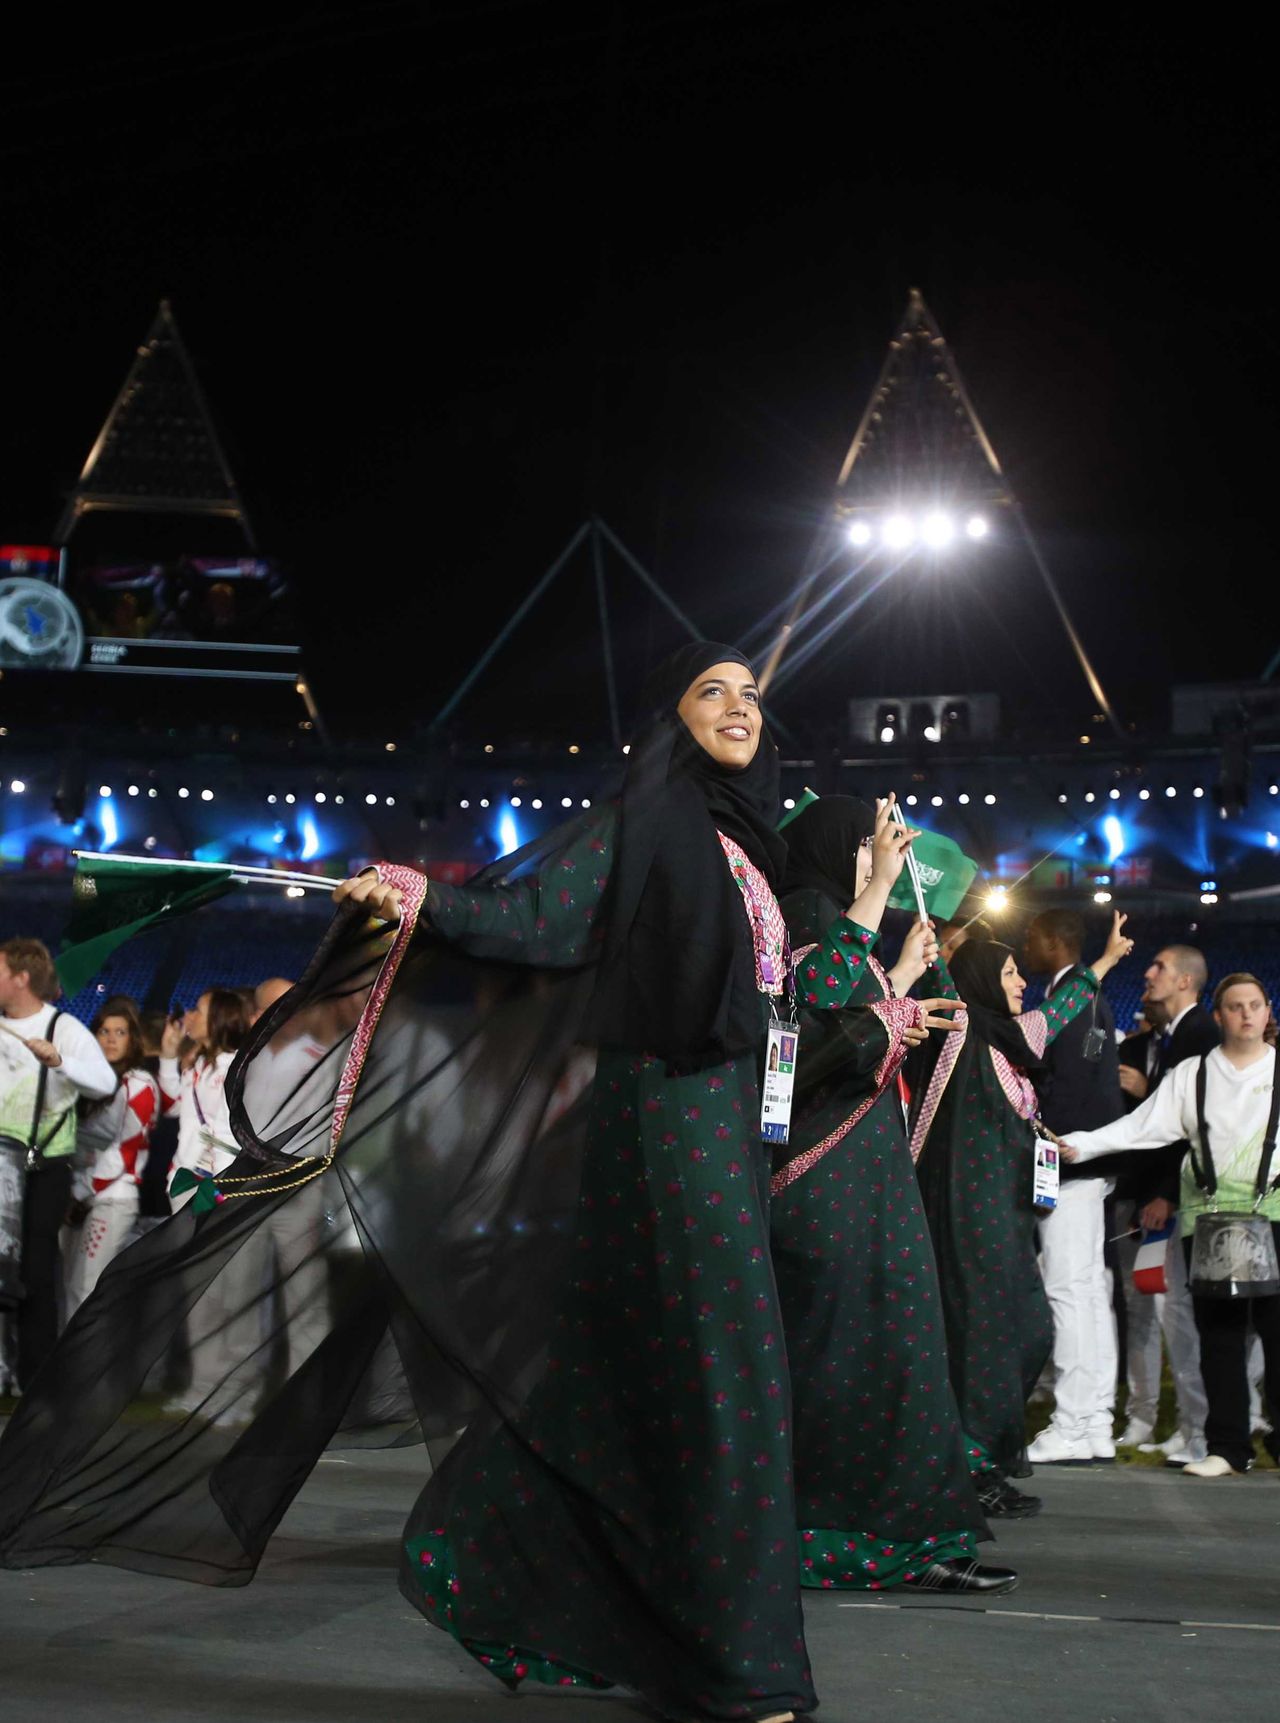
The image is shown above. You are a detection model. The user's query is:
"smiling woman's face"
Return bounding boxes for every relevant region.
[676,662,762,769]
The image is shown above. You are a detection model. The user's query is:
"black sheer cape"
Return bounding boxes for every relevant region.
[0,642,783,1590]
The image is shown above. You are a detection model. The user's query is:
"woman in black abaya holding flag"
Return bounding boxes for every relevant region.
[1,643,848,1723]
[910,922,1133,1510]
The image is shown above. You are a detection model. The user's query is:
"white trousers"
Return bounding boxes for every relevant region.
[1116,1207,1208,1444]
[65,1200,138,1318]
[1039,1177,1118,1439]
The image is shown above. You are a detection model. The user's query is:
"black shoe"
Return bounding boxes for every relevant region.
[976,1476,1042,1519]
[901,1558,1019,1596]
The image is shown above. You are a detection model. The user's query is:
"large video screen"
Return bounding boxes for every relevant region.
[0,546,300,680]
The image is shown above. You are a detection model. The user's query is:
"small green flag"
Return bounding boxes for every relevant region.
[777,787,820,831]
[56,855,239,999]
[887,828,980,923]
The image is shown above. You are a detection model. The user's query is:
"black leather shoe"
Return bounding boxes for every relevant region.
[976,1476,1042,1519]
[901,1558,1019,1596]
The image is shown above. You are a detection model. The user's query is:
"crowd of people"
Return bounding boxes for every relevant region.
[0,956,301,1397]
[0,642,1276,1723]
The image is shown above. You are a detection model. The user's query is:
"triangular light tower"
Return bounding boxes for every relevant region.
[834,287,1010,538]
[765,289,1120,733]
[56,299,255,549]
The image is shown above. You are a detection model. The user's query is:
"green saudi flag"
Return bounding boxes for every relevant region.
[777,787,820,830]
[887,827,980,922]
[56,855,240,998]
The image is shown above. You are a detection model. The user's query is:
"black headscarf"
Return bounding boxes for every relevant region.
[948,938,1046,1072]
[592,641,785,1069]
[781,795,876,906]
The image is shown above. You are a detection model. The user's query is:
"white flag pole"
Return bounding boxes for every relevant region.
[71,852,344,892]
[889,802,929,926]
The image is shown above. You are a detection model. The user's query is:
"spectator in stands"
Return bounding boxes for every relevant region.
[0,939,115,1388]
[1114,946,1218,1464]
[1023,910,1126,1464]
[65,999,159,1317]
[1063,974,1280,1478]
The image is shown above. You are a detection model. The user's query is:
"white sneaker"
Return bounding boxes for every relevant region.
[1027,1427,1093,1465]
[1090,1432,1117,1461]
[1139,1429,1189,1456]
[1164,1440,1208,1467]
[1182,1454,1248,1478]
[1118,1418,1154,1447]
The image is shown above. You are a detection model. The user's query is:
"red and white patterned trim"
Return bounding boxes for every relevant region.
[330,864,430,1152]
[1017,1009,1050,1062]
[771,995,924,1193]
[718,831,787,996]
[909,1008,969,1163]
[990,1046,1039,1121]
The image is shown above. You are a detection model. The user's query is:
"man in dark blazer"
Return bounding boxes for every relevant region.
[1022,910,1127,1464]
[1110,945,1219,1461]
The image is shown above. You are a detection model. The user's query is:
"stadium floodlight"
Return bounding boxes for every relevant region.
[1165,785,1177,798]
[882,513,915,549]
[930,793,944,806]
[965,514,989,540]
[459,799,470,809]
[905,794,918,806]
[1138,787,1151,800]
[984,793,997,805]
[1084,791,1096,804]
[921,512,954,548]
[127,784,139,796]
[99,784,112,798]
[880,725,896,744]
[923,724,941,743]
[9,779,24,794]
[1109,787,1121,800]
[987,885,1009,912]
[510,796,522,808]
[848,520,873,546]
[957,792,970,805]
[1193,786,1205,798]
[783,797,796,810]
[561,796,573,808]
[1200,892,1218,905]
[1094,890,1112,904]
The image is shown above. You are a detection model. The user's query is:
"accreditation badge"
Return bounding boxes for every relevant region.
[761,1014,801,1145]
[1033,1137,1060,1210]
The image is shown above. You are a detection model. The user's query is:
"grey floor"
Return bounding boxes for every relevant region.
[1,1450,1277,1723]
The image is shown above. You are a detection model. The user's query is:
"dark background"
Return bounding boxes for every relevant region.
[0,2,1273,738]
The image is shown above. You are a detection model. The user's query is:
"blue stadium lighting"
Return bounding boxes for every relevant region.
[1268,833,1278,849]
[1103,815,1125,862]
[301,815,320,861]
[99,798,118,851]
[498,812,520,856]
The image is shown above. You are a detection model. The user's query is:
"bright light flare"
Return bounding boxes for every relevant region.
[882,513,915,549]
[965,515,990,540]
[921,512,954,548]
[499,813,520,856]
[1103,815,1125,862]
[848,520,873,546]
[987,885,1009,912]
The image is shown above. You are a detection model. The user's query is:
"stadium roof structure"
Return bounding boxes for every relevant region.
[56,300,256,548]
[834,287,1011,517]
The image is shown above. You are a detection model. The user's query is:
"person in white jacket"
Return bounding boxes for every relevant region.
[1063,974,1279,1478]
[66,999,159,1317]
[158,988,263,1423]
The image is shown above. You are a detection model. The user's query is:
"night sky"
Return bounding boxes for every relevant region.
[1,3,1273,741]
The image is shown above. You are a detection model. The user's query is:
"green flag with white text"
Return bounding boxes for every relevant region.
[55,856,240,999]
[887,827,980,923]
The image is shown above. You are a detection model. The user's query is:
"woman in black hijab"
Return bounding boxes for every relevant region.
[910,920,1133,1513]
[774,796,1008,1594]
[0,644,812,1723]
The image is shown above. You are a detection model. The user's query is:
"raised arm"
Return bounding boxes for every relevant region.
[1063,1059,1194,1164]
[1017,912,1134,1057]
[336,807,617,968]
